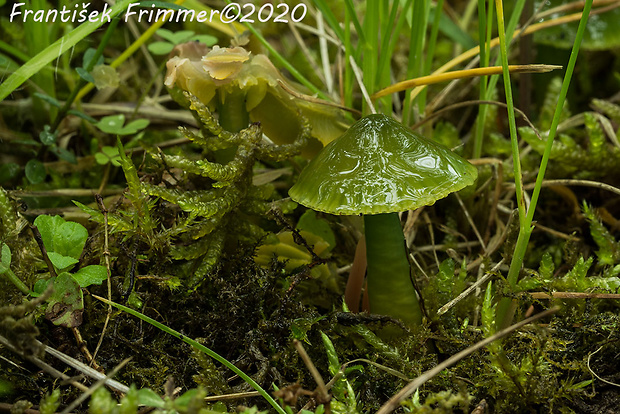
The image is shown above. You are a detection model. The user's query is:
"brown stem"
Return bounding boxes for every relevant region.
[30,224,57,278]
[344,237,366,313]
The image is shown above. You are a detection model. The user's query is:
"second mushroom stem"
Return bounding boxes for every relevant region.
[364,212,423,329]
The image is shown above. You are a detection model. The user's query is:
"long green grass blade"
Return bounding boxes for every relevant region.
[497,0,594,328]
[377,0,414,114]
[362,0,380,114]
[0,0,138,102]
[312,0,345,44]
[343,0,366,51]
[403,0,429,123]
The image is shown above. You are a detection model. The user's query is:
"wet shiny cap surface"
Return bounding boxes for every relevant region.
[289,114,478,215]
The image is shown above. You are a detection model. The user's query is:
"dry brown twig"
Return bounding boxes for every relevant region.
[90,194,113,366]
[292,339,331,414]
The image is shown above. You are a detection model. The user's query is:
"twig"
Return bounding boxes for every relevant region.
[91,194,112,365]
[29,224,57,278]
[277,80,361,116]
[437,260,503,316]
[0,334,89,393]
[587,345,620,388]
[411,100,542,141]
[375,307,559,414]
[413,240,480,253]
[60,358,131,414]
[0,403,48,414]
[287,22,325,86]
[455,193,486,252]
[71,327,101,371]
[293,339,331,413]
[529,292,620,299]
[519,179,620,197]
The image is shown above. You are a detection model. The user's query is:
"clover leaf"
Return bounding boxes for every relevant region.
[95,114,149,135]
[95,146,122,166]
[148,28,217,55]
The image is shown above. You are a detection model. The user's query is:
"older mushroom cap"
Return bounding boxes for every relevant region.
[289,114,478,215]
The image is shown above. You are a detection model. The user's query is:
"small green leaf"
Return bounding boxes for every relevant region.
[121,119,150,135]
[0,243,11,274]
[137,388,164,408]
[155,28,194,44]
[1,243,11,266]
[191,34,218,46]
[173,389,202,408]
[47,252,79,272]
[25,159,46,184]
[33,278,52,296]
[34,215,66,252]
[539,252,555,280]
[567,379,593,391]
[148,41,175,55]
[583,202,619,266]
[39,125,57,145]
[481,281,496,337]
[50,145,77,164]
[95,114,149,135]
[67,109,97,123]
[95,146,122,166]
[94,152,109,165]
[39,388,61,414]
[436,258,455,304]
[95,114,126,134]
[34,92,61,108]
[54,221,88,259]
[320,331,340,377]
[76,67,95,83]
[72,265,107,287]
[119,385,139,414]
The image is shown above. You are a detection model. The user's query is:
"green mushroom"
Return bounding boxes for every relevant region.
[289,114,477,329]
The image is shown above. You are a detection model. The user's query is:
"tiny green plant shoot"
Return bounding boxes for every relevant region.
[32,215,107,327]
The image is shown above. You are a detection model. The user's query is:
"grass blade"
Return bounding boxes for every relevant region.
[497,0,595,328]
[0,0,137,102]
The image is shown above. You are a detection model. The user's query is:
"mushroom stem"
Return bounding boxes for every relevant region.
[364,213,422,328]
[344,236,367,313]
